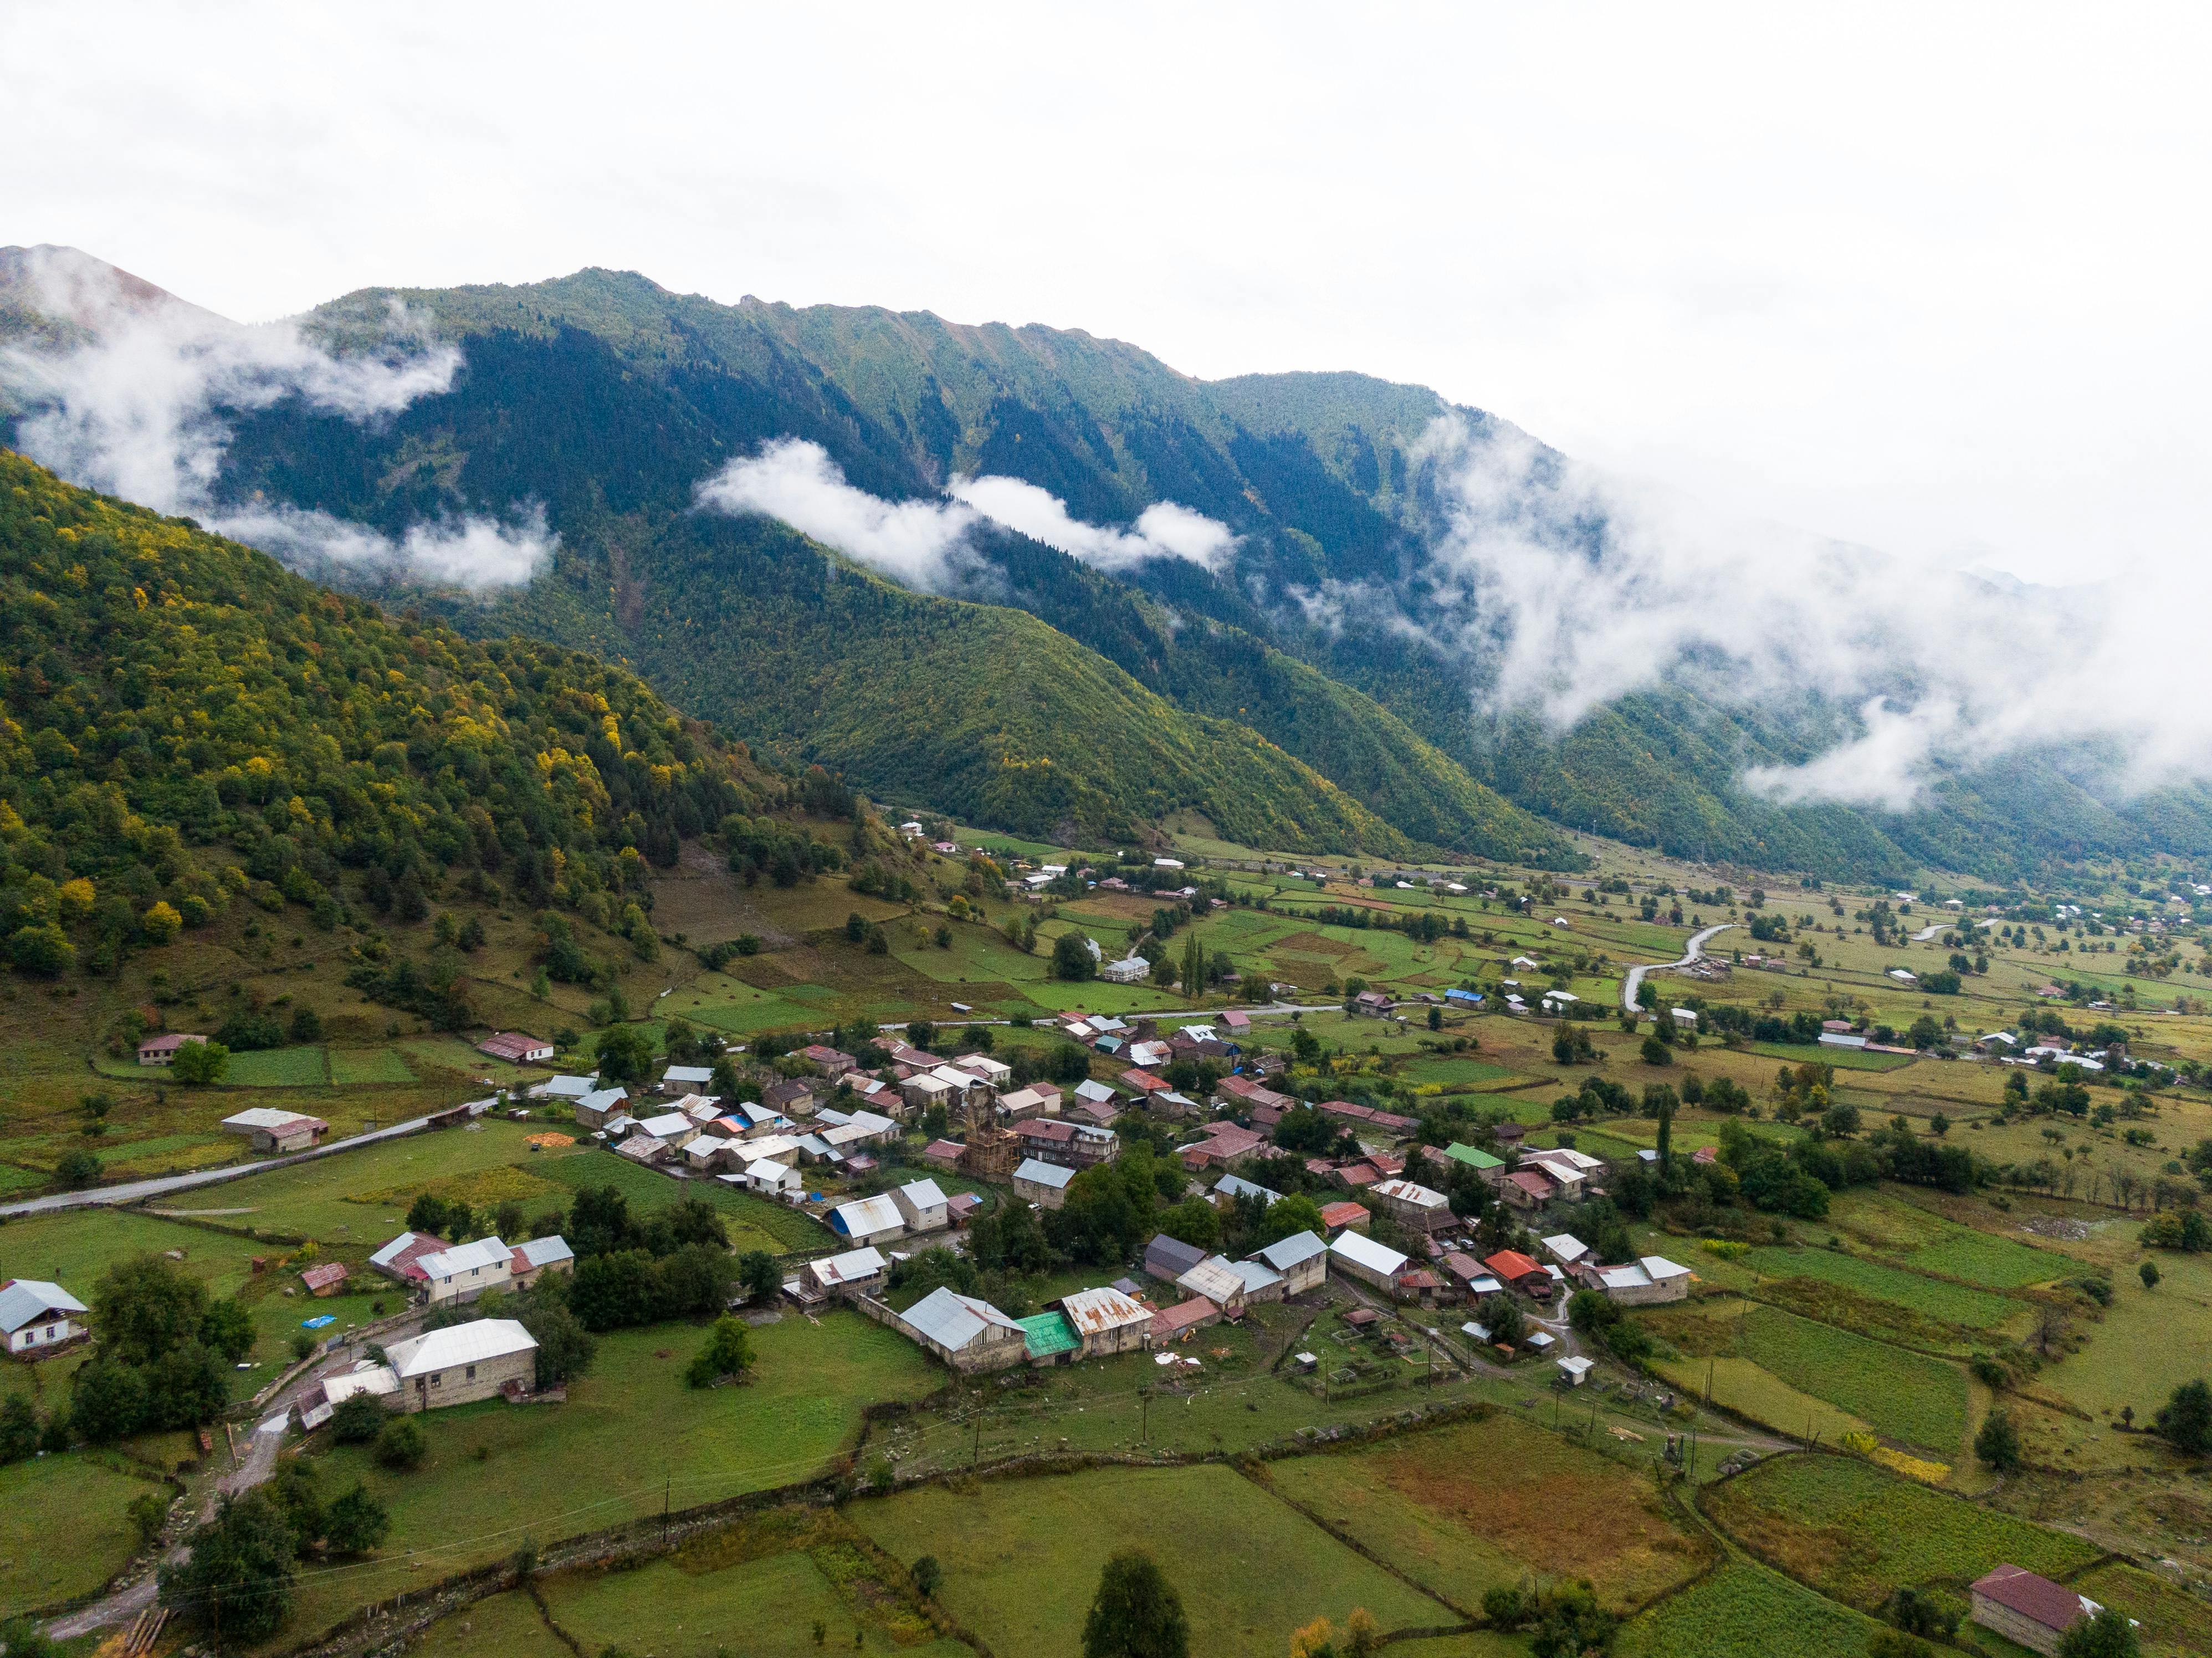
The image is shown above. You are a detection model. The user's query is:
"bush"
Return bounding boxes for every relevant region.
[329,1393,386,1444]
[1974,1409,2022,1475]
[374,1416,427,1471]
[55,1148,103,1189]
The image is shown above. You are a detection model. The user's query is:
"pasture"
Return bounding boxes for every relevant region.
[1739,1245,2024,1331]
[1614,1559,1882,1658]
[0,1450,161,1616]
[856,1464,1453,1656]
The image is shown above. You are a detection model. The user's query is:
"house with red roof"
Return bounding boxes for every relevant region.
[1483,1250,1554,1297]
[1970,1565,2112,1656]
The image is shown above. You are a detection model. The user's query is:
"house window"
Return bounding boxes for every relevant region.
[429,1373,442,1387]
[465,1365,476,1379]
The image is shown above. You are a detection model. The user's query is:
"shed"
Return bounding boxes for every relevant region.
[300,1261,350,1297]
[478,1031,554,1065]
[900,1287,1027,1374]
[220,1108,330,1154]
[1556,1355,1595,1386]
[801,1247,887,1300]
[1147,1297,1219,1344]
[1017,1312,1081,1364]
[1057,1286,1154,1357]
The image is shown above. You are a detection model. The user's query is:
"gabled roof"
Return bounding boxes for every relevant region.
[1177,1258,1250,1305]
[1441,1142,1502,1169]
[1372,1179,1446,1208]
[1484,1249,1544,1281]
[662,1065,715,1084]
[222,1107,326,1133]
[419,1236,511,1278]
[370,1231,449,1276]
[577,1087,629,1114]
[1227,1259,1284,1296]
[1060,1286,1152,1334]
[0,1279,86,1334]
[1214,1174,1281,1205]
[904,1286,1022,1351]
[638,1111,695,1138]
[1252,1231,1325,1272]
[514,1236,574,1270]
[1329,1231,1409,1278]
[830,1195,905,1238]
[1144,1235,1209,1278]
[1970,1565,2100,1634]
[896,1178,949,1210]
[385,1319,537,1379]
[1013,1157,1076,1190]
[810,1246,887,1286]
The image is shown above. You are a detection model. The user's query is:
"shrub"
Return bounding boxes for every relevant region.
[329,1394,385,1445]
[373,1416,427,1471]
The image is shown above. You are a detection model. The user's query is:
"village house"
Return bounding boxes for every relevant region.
[1441,1142,1504,1184]
[615,1132,667,1165]
[1100,954,1150,984]
[1250,1231,1327,1295]
[0,1280,88,1355]
[1524,1147,1600,1200]
[919,1137,965,1170]
[1970,1565,2112,1656]
[1214,1173,1279,1207]
[572,1087,631,1132]
[899,1286,1029,1374]
[221,1108,330,1154]
[1015,1118,1119,1170]
[1483,1249,1554,1299]
[995,1084,1059,1123]
[385,1320,539,1413]
[683,1135,734,1171]
[1328,1230,1410,1293]
[798,1044,857,1078]
[659,1064,715,1094]
[828,1194,908,1250]
[1441,1252,1502,1298]
[1226,1257,1286,1303]
[638,1110,700,1148]
[1371,1178,1453,1234]
[1318,1199,1371,1234]
[136,1032,207,1065]
[1500,1165,1558,1211]
[417,1236,514,1304]
[1581,1256,1692,1306]
[1118,1067,1171,1102]
[1317,1098,1418,1134]
[300,1262,350,1298]
[899,1070,959,1115]
[1351,989,1394,1016]
[1179,1122,1267,1171]
[1143,1234,1209,1286]
[478,1031,553,1065]
[368,1231,450,1288]
[890,1178,950,1234]
[1147,1297,1220,1345]
[1067,1090,1120,1129]
[1012,1156,1077,1210]
[954,1052,1013,1088]
[1541,1234,1590,1270]
[1177,1256,1250,1317]
[532,1074,599,1102]
[508,1236,575,1289]
[762,1077,818,1118]
[1071,1077,1119,1118]
[1057,1286,1154,1357]
[798,1246,888,1303]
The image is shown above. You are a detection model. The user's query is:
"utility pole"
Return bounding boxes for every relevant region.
[662,1473,670,1549]
[1140,1390,1149,1444]
[972,1415,981,1467]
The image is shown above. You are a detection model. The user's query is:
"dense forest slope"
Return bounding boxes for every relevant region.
[0,449,765,984]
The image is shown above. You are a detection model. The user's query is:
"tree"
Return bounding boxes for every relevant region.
[1081,1548,1189,1658]
[2141,1260,2161,1291]
[2153,1378,2212,1455]
[1153,1198,1222,1252]
[0,1395,40,1465]
[329,1393,386,1445]
[592,1024,656,1086]
[685,1316,755,1388]
[375,1416,427,1470]
[1052,930,1097,982]
[912,1555,943,1599]
[2057,1606,2142,1657]
[55,1148,102,1189]
[170,1039,229,1086]
[518,1299,596,1388]
[1640,1034,1672,1066]
[1974,1409,2023,1475]
[9,923,75,978]
[160,1490,298,1642]
[140,901,182,945]
[1252,1193,1327,1250]
[735,1250,781,1303]
[321,1482,390,1556]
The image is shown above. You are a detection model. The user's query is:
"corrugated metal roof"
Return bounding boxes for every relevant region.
[831,1195,905,1238]
[515,1236,574,1268]
[1253,1231,1325,1272]
[1214,1174,1281,1205]
[1060,1286,1151,1335]
[1013,1157,1076,1189]
[1329,1231,1410,1277]
[811,1247,886,1287]
[1017,1312,1079,1359]
[385,1318,537,1378]
[1144,1235,1208,1278]
[1227,1260,1283,1296]
[904,1286,1021,1350]
[0,1278,86,1334]
[221,1107,325,1131]
[419,1236,511,1278]
[1177,1259,1248,1305]
[897,1178,948,1210]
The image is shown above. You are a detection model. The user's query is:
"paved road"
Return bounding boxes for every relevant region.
[0,1113,444,1219]
[1620,923,1735,1014]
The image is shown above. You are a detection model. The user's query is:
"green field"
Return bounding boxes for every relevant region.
[1742,1246,2022,1329]
[0,1451,162,1616]
[1615,1559,1883,1658]
[532,1146,825,1253]
[281,1313,939,1636]
[1737,1306,1968,1452]
[399,1586,571,1658]
[857,1465,1452,1655]
[2067,1562,2212,1658]
[1706,1454,2100,1610]
[1649,1354,1877,1450]
[1748,1042,1918,1072]
[220,1046,332,1087]
[1266,1413,1714,1614]
[326,1048,418,1086]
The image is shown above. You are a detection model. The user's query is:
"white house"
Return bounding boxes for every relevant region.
[0,1279,88,1355]
[828,1194,908,1249]
[416,1236,514,1304]
[890,1178,950,1234]
[1101,956,1150,984]
[385,1319,539,1412]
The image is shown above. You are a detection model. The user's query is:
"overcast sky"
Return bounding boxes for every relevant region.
[8,2,2208,585]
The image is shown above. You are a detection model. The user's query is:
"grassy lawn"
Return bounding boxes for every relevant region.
[0,1206,270,1292]
[325,1048,417,1086]
[856,1465,1452,1655]
[0,1450,160,1616]
[2066,1562,2212,1658]
[1649,1354,1876,1448]
[1705,1453,2100,1611]
[1615,1558,1883,1658]
[281,1313,939,1638]
[221,1046,332,1087]
[2040,1248,2212,1424]
[1747,1042,1918,1072]
[396,1587,571,1658]
[532,1147,823,1253]
[1265,1412,1715,1614]
[1740,1246,2024,1329]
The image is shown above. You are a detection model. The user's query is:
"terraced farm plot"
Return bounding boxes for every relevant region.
[1902,1227,2065,1289]
[1706,1454,2100,1610]
[325,1047,418,1085]
[1742,1246,2022,1329]
[1266,1412,1714,1613]
[1615,1559,1883,1658]
[2067,1562,2212,1658]
[858,1465,1451,1656]
[1748,1041,1917,1072]
[1735,1306,1968,1452]
[1401,1055,1518,1088]
[219,1045,331,1087]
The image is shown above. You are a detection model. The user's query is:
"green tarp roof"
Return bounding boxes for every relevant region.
[1017,1312,1079,1360]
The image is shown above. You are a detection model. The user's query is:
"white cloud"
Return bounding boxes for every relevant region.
[1,247,552,590]
[694,439,981,590]
[949,475,1237,574]
[697,438,1237,587]
[1407,415,2212,810]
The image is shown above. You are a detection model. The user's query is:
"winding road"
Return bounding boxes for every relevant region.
[1620,923,1735,1014]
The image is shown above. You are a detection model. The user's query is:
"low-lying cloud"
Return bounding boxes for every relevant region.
[695,437,1237,589]
[1,247,552,590]
[1400,415,2212,810]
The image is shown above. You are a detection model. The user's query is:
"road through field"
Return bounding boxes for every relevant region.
[1620,924,1734,1014]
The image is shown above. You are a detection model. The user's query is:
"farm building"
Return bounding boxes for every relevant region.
[220,1108,330,1154]
[1500,1166,1558,1211]
[1317,1200,1370,1234]
[1371,1178,1452,1234]
[509,1236,575,1289]
[762,1077,818,1117]
[368,1231,450,1287]
[890,1178,950,1233]
[1057,1287,1154,1357]
[1328,1231,1410,1293]
[1440,1142,1503,1180]
[995,1085,1058,1123]
[1179,1123,1267,1171]
[1144,1234,1209,1285]
[1100,955,1150,984]
[534,1074,598,1101]
[1148,1297,1219,1344]
[1584,1256,1692,1306]
[1012,1157,1077,1210]
[1969,1565,2111,1656]
[417,1236,514,1305]
[1557,1355,1594,1387]
[1019,1312,1081,1364]
[1483,1250,1554,1298]
[798,1045,857,1078]
[899,1287,1029,1374]
[615,1133,668,1165]
[571,1087,630,1130]
[1250,1231,1327,1295]
[828,1195,908,1249]
[1226,1258,1286,1303]
[0,1280,88,1355]
[1176,1257,1250,1316]
[478,1031,553,1065]
[385,1320,539,1413]
[659,1065,715,1093]
[1541,1234,1590,1269]
[300,1262,350,1297]
[798,1247,888,1302]
[136,1032,206,1065]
